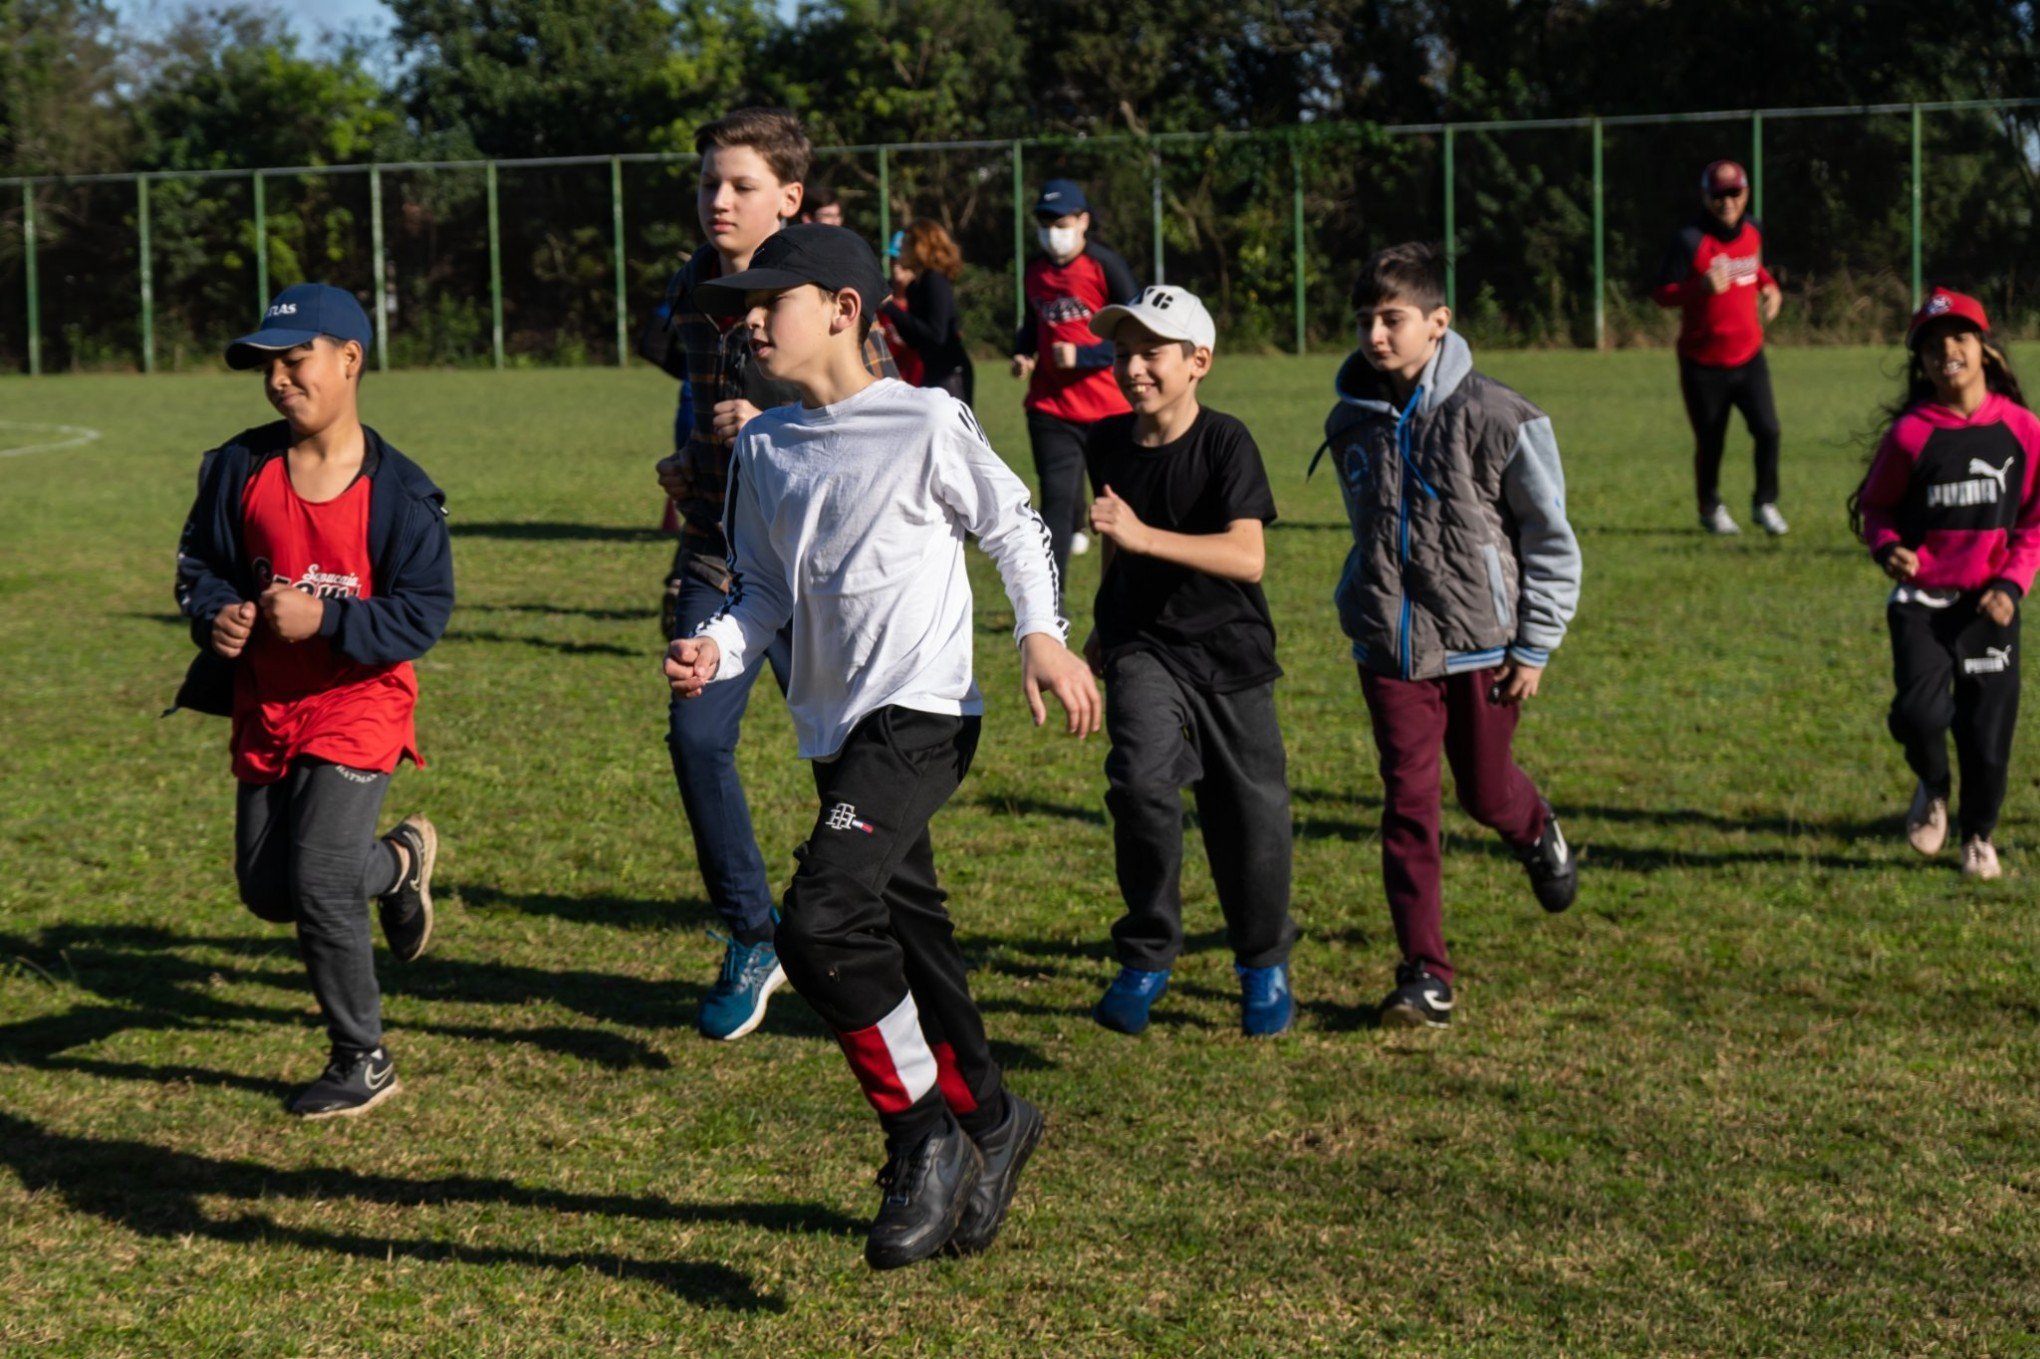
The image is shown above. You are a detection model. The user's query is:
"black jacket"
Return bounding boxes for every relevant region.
[170,421,455,716]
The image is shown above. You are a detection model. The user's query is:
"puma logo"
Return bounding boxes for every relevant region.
[1968,457,2013,495]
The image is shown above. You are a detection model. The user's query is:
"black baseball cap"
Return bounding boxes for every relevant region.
[692,224,886,320]
[225,283,373,369]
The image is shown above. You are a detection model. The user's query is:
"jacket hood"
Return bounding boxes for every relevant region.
[1907,391,2014,430]
[1331,329,1475,421]
[227,420,445,508]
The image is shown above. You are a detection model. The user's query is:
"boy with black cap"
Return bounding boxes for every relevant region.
[664,225,1100,1269]
[172,283,454,1118]
[1012,178,1139,594]
[1079,284,1299,1039]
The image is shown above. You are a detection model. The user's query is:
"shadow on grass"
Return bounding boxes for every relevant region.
[462,601,651,623]
[439,627,639,658]
[961,792,1106,826]
[0,1110,823,1310]
[450,521,668,544]
[1567,802,1904,841]
[457,883,696,933]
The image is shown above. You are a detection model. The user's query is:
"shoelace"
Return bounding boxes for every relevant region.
[874,1149,919,1206]
[706,930,770,987]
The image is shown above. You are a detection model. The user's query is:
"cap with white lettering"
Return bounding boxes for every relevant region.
[225,283,373,370]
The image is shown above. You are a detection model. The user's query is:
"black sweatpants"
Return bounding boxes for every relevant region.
[775,707,1001,1148]
[236,760,403,1054]
[1025,410,1090,600]
[1103,651,1298,972]
[1888,598,2022,840]
[1679,351,1782,511]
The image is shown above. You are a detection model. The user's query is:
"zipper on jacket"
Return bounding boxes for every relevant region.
[1395,387,1432,680]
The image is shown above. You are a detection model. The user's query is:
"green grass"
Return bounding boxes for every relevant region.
[4,349,2040,1356]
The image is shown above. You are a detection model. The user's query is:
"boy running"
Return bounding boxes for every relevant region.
[1079,286,1299,1038]
[644,108,896,1040]
[172,283,453,1117]
[665,225,1099,1269]
[1321,243,1581,1027]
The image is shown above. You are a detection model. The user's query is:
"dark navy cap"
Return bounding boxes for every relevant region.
[692,225,887,322]
[225,283,373,370]
[1033,179,1088,219]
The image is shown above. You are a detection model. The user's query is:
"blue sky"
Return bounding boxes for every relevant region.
[109,0,394,51]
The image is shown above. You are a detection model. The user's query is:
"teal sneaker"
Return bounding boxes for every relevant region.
[1093,966,1171,1035]
[1236,962,1294,1037]
[698,930,787,1041]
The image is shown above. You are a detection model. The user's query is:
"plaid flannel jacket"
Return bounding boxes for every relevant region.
[653,244,897,558]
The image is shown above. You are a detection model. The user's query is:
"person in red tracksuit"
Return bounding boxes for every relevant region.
[1010,178,1139,598]
[1851,288,2040,882]
[1653,159,1787,537]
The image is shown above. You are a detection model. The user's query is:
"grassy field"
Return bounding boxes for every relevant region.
[4,348,2039,1357]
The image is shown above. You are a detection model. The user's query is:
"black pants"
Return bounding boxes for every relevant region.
[1103,652,1298,971]
[1025,410,1091,600]
[776,707,999,1146]
[236,760,403,1054]
[1679,351,1781,511]
[1888,598,2022,840]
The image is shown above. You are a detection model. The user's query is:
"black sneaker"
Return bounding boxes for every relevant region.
[288,1045,400,1119]
[947,1094,1046,1257]
[865,1114,984,1270]
[378,815,437,962]
[1513,800,1577,913]
[1379,962,1453,1029]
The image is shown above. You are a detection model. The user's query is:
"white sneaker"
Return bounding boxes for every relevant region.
[1070,531,1091,556]
[1700,504,1741,535]
[1961,836,2002,881]
[1906,782,1949,856]
[1752,503,1790,536]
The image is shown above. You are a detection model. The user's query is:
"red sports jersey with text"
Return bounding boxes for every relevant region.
[1022,252,1133,424]
[1653,219,1777,368]
[232,456,421,783]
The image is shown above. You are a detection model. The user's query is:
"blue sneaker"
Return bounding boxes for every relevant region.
[1236,962,1294,1037]
[698,930,787,1041]
[1093,966,1170,1035]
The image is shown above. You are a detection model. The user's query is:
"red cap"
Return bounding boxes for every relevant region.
[1701,160,1748,196]
[1907,288,1991,350]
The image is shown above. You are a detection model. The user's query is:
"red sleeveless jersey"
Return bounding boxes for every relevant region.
[231,456,421,783]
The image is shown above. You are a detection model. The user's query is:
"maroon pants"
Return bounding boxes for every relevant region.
[1360,666,1548,983]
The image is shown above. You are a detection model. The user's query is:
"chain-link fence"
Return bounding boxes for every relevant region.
[4,99,2038,374]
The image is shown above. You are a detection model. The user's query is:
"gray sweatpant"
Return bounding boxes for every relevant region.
[236,760,402,1054]
[1103,650,1297,972]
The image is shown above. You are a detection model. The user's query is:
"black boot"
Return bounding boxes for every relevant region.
[865,1113,984,1269]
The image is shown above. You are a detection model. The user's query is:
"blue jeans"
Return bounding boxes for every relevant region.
[666,560,792,938]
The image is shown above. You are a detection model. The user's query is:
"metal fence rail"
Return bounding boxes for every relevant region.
[5,97,2038,375]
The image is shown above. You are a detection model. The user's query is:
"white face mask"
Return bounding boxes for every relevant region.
[1038,225,1080,259]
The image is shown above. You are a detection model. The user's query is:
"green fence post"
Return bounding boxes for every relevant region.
[22,184,40,377]
[370,165,388,372]
[1592,118,1605,350]
[138,176,155,374]
[1011,141,1025,329]
[1443,125,1457,314]
[1910,103,1923,306]
[487,161,504,370]
[877,145,891,261]
[1151,149,1165,284]
[1292,136,1307,355]
[1750,111,1764,221]
[611,156,627,367]
[253,171,268,309]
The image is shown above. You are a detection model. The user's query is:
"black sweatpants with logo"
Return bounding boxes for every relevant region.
[775,707,1004,1148]
[1679,351,1782,512]
[1888,597,2022,839]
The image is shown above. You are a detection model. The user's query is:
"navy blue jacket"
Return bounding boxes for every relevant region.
[171,421,455,716]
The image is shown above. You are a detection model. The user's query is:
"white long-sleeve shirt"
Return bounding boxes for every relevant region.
[698,378,1067,760]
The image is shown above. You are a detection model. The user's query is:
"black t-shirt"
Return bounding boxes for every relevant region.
[1084,406,1281,693]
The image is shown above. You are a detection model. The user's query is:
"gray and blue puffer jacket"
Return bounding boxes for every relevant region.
[1316,330,1581,680]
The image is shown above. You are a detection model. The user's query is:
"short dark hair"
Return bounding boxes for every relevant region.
[1350,241,1447,314]
[804,181,838,211]
[694,107,811,187]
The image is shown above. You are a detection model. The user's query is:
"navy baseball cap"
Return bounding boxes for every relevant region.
[692,224,887,321]
[1033,179,1089,219]
[225,283,373,370]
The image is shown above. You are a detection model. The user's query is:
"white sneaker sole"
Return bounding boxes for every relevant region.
[709,963,788,1042]
[296,1077,402,1120]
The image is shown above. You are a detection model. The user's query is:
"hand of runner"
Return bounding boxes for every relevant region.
[1706,257,1733,295]
[1051,341,1079,370]
[655,452,689,499]
[1883,546,1920,582]
[665,636,722,698]
[1020,632,1101,737]
[1489,661,1543,706]
[1089,486,1151,556]
[712,399,761,445]
[1010,353,1036,380]
[211,600,258,659]
[259,581,324,643]
[1980,588,2017,626]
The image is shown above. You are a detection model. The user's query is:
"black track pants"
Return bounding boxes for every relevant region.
[1887,597,2021,839]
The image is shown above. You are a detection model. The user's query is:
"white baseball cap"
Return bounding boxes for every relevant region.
[1091,284,1217,353]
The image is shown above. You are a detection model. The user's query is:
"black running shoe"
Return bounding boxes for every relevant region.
[288,1045,400,1119]
[378,815,437,962]
[1379,962,1454,1029]
[1513,800,1577,913]
[947,1094,1046,1257]
[865,1115,984,1270]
